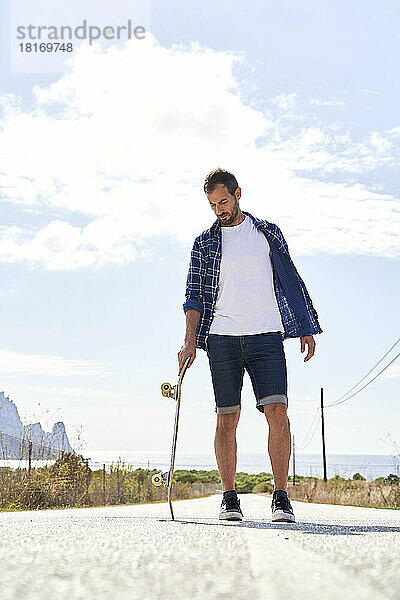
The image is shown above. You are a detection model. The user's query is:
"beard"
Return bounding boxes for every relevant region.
[218,200,239,226]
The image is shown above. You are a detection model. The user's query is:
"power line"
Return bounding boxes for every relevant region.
[326,350,400,408]
[296,409,320,450]
[325,337,399,407]
[296,337,399,450]
[302,406,319,441]
[296,406,319,449]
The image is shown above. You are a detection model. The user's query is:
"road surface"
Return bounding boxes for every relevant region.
[0,493,399,600]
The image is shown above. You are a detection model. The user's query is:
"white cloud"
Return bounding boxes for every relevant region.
[361,89,380,96]
[0,287,16,296]
[288,394,317,415]
[269,92,299,110]
[7,384,126,400]
[0,348,113,377]
[28,219,141,270]
[386,126,400,138]
[309,98,346,108]
[0,33,399,269]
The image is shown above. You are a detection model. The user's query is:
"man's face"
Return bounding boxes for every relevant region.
[207,183,242,226]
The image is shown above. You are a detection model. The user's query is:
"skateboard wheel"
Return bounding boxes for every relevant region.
[161,382,172,397]
[152,473,163,487]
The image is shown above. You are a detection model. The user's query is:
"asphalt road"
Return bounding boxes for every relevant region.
[1,493,399,600]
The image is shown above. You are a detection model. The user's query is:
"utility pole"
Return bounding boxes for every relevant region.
[292,434,296,485]
[321,387,327,482]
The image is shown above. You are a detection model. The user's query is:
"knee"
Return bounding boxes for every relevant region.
[216,412,240,434]
[264,403,289,427]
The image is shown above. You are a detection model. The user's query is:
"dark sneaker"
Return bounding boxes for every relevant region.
[271,490,295,522]
[219,491,243,521]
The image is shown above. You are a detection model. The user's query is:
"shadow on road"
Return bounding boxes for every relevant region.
[157,518,400,536]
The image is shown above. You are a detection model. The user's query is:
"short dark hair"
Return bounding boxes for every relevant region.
[204,168,238,196]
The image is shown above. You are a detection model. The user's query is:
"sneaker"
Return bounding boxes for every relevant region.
[271,490,295,522]
[219,490,243,521]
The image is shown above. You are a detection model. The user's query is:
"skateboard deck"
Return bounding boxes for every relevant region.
[151,355,191,520]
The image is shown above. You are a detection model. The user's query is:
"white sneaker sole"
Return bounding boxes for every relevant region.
[219,511,243,521]
[271,510,295,522]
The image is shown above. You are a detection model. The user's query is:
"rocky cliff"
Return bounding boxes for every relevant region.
[0,391,75,459]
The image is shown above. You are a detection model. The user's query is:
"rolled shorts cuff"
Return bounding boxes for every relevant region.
[215,404,241,415]
[256,394,288,413]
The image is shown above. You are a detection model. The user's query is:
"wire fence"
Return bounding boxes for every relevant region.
[0,431,64,462]
[0,452,217,510]
[0,433,218,509]
[295,460,400,481]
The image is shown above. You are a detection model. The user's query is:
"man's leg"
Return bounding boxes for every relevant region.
[214,411,241,491]
[263,403,291,491]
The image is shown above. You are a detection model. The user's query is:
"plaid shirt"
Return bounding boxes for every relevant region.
[183,210,323,350]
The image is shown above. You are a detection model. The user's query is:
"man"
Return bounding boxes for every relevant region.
[178,168,323,523]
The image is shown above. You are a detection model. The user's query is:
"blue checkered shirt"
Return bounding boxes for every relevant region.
[183,211,323,350]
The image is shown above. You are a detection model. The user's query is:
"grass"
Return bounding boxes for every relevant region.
[284,474,400,509]
[2,454,398,512]
[0,453,217,512]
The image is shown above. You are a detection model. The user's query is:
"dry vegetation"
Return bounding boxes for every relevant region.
[284,473,400,509]
[0,453,216,511]
[2,453,398,511]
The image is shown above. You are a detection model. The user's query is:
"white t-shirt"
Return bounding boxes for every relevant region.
[209,214,284,335]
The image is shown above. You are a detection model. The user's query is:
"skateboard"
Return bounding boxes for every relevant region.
[151,355,191,520]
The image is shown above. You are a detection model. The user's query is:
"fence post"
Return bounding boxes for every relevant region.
[28,441,32,474]
[103,463,106,505]
[85,459,90,505]
[147,474,152,502]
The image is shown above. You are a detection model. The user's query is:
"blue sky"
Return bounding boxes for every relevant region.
[0,0,398,458]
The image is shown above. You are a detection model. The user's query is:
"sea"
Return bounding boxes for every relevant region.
[1,451,398,481]
[21,450,400,481]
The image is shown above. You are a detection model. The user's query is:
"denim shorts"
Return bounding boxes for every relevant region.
[206,332,288,414]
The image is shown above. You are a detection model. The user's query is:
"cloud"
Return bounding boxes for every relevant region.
[7,384,127,400]
[0,287,16,296]
[268,92,298,110]
[309,98,346,108]
[0,33,399,269]
[0,348,113,377]
[28,219,142,270]
[288,394,317,415]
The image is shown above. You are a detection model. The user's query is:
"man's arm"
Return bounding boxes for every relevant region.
[178,309,201,373]
[274,224,321,361]
[274,223,322,334]
[178,238,206,373]
[301,335,316,362]
[182,237,206,314]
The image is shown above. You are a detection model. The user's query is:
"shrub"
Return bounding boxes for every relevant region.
[386,473,400,485]
[329,474,347,483]
[253,481,273,494]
